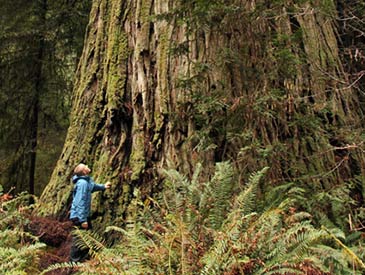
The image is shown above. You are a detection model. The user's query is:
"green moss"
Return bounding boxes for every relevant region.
[94,151,110,172]
[139,0,151,23]
[130,131,146,181]
[157,30,170,114]
[106,31,128,110]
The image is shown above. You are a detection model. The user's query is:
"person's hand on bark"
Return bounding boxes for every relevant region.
[105,181,111,189]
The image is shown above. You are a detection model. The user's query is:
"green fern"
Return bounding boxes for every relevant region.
[200,166,270,275]
[232,166,269,216]
[207,161,235,229]
[198,165,365,275]
[0,229,39,247]
[163,161,236,230]
[36,163,365,275]
[323,226,365,271]
[0,242,45,274]
[0,192,44,275]
[0,193,36,230]
[60,192,159,275]
[38,261,83,275]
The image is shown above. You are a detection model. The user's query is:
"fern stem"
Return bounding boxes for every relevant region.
[169,234,177,275]
[181,232,186,275]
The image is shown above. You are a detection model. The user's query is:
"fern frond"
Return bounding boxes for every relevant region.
[258,265,303,275]
[105,225,126,234]
[38,262,83,275]
[0,242,45,273]
[199,167,270,275]
[0,209,22,229]
[73,229,106,259]
[265,182,306,209]
[282,226,329,261]
[285,211,312,224]
[0,229,39,247]
[163,168,191,215]
[207,162,235,229]
[233,166,269,215]
[200,237,232,275]
[186,163,203,224]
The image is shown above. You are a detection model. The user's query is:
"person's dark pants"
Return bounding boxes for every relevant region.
[70,218,92,263]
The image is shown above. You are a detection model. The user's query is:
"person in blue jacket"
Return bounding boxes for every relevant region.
[69,163,111,262]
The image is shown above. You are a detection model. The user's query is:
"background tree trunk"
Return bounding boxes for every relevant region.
[39,0,365,229]
[28,0,47,195]
[0,0,91,195]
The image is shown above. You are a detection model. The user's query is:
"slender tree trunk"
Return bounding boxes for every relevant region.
[38,0,365,228]
[29,99,39,195]
[29,0,47,195]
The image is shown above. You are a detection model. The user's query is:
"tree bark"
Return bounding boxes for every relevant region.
[38,0,365,228]
[29,0,47,195]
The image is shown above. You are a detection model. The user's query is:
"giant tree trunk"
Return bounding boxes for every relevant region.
[39,0,365,228]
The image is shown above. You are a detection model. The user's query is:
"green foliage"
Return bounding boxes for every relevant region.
[38,262,83,275]
[1,243,45,275]
[337,0,365,102]
[25,163,365,275]
[162,162,235,229]
[73,229,105,259]
[0,0,91,194]
[0,190,44,275]
[155,0,241,31]
[3,0,365,274]
[63,167,365,274]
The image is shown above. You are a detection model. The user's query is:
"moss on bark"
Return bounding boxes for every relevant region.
[38,0,365,231]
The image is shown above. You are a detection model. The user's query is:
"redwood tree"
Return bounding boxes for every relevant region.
[39,0,365,230]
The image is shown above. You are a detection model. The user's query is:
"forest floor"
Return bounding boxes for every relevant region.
[27,215,76,275]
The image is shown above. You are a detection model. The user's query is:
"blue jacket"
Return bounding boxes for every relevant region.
[70,175,106,223]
